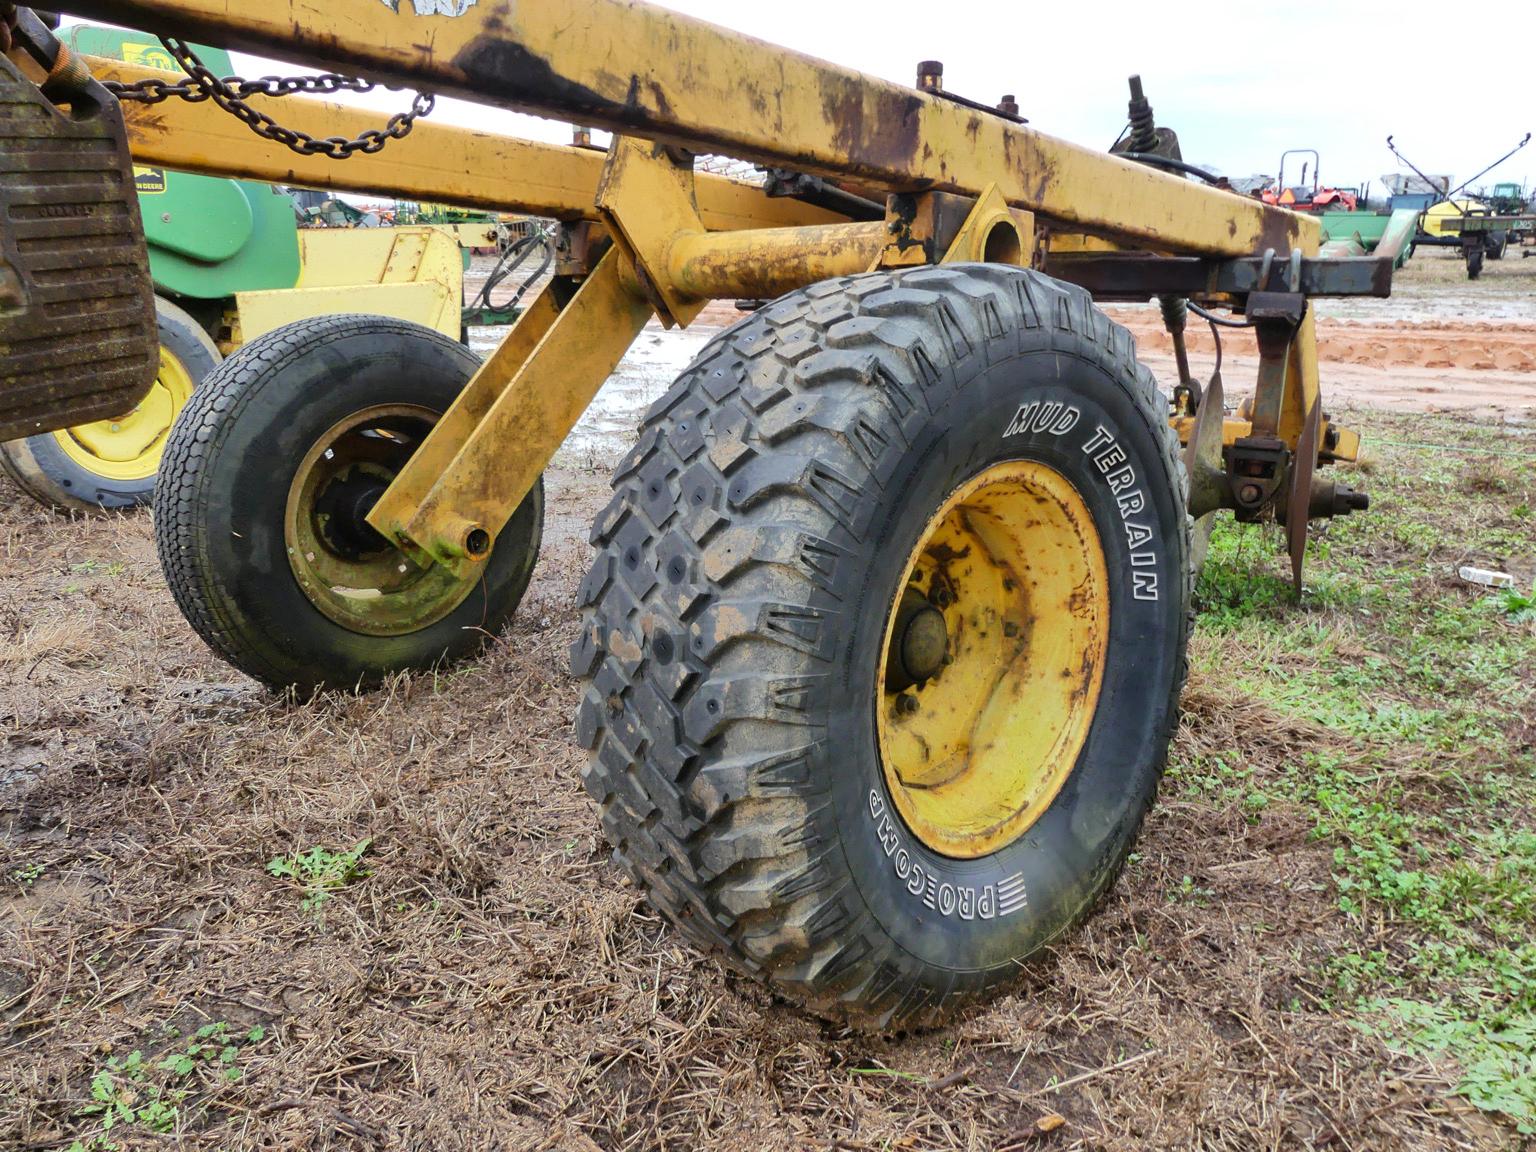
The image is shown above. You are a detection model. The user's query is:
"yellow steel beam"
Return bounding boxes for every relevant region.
[367,245,653,568]
[88,57,846,231]
[60,0,1315,257]
[668,221,888,301]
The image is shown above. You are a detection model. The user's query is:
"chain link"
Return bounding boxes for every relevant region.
[102,37,435,160]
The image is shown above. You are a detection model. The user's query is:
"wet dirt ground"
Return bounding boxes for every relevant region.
[2,244,1533,1150]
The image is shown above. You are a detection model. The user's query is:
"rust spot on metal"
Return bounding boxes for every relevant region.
[453,35,633,128]
[1256,204,1303,255]
[1066,576,1096,619]
[818,73,923,176]
[1068,645,1098,706]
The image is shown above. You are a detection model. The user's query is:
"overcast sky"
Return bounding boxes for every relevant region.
[79,0,1536,197]
[652,0,1532,196]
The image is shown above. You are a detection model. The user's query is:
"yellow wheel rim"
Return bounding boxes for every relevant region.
[284,404,481,637]
[876,460,1109,859]
[52,344,196,482]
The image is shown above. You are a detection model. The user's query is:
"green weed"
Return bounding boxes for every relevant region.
[1498,579,1536,624]
[266,839,372,911]
[69,1022,267,1150]
[9,860,44,887]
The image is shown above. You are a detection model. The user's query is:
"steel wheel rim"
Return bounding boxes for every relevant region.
[284,403,479,636]
[53,344,195,481]
[875,459,1110,859]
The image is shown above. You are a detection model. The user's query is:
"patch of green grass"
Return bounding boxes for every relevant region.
[1363,1000,1536,1133]
[1186,412,1536,1134]
[266,839,372,912]
[68,559,125,578]
[69,1022,267,1150]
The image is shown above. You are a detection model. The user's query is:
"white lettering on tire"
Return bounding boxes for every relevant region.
[1082,424,1161,601]
[869,790,1026,920]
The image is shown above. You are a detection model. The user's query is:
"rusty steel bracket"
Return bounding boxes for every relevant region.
[365,246,654,573]
[875,185,1033,271]
[595,137,708,328]
[1226,436,1288,523]
[1244,291,1304,438]
[1221,279,1330,537]
[940,184,1033,266]
[876,190,976,268]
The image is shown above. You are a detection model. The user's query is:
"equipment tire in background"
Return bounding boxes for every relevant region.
[1486,231,1508,261]
[573,264,1192,1030]
[0,296,218,512]
[154,313,543,694]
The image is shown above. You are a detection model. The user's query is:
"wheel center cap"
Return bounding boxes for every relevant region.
[900,605,948,684]
[886,589,948,691]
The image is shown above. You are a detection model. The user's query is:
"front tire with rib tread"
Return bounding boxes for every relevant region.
[154,313,543,693]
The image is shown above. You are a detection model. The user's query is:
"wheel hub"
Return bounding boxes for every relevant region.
[886,590,948,691]
[314,471,390,559]
[875,459,1109,860]
[284,404,482,637]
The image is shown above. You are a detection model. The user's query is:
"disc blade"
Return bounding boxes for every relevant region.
[1183,371,1226,521]
[1287,399,1322,593]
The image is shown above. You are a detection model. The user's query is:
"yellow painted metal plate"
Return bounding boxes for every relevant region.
[235,283,456,343]
[234,226,464,342]
[876,460,1109,859]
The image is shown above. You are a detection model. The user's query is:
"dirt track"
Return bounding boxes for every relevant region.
[1117,247,1536,421]
[2,246,1534,1150]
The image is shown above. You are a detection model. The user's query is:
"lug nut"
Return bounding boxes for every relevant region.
[897,693,919,715]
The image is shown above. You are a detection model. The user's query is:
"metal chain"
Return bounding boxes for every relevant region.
[102,36,434,160]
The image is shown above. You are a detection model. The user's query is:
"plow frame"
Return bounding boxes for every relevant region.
[20,0,1398,586]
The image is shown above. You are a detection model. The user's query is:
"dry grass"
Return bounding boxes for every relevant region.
[0,458,1518,1152]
